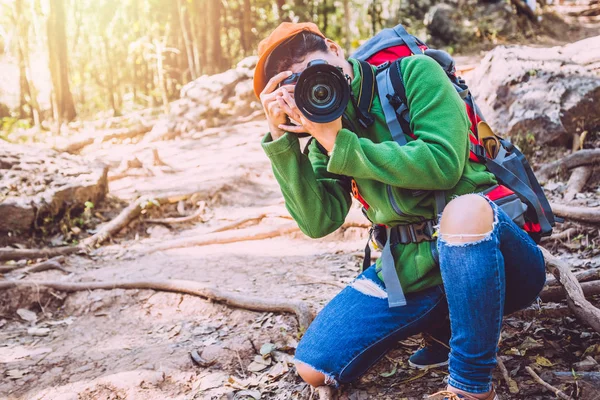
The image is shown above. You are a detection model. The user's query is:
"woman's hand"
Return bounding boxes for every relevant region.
[277,88,342,153]
[259,71,298,140]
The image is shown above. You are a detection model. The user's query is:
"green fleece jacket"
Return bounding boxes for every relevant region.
[261,55,497,293]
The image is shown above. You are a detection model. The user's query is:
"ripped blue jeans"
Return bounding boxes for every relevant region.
[294,198,546,392]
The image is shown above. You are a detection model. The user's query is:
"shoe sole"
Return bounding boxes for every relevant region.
[408,359,449,370]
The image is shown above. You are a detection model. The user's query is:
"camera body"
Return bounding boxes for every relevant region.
[279,59,351,124]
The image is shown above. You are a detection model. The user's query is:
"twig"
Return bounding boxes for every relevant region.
[525,366,571,400]
[209,214,269,233]
[497,357,519,394]
[145,204,206,225]
[550,203,600,224]
[541,228,577,243]
[22,256,68,274]
[540,247,600,333]
[0,279,314,332]
[537,149,600,181]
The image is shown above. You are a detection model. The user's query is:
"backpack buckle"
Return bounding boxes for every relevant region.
[409,221,435,243]
[375,61,390,73]
[386,93,403,110]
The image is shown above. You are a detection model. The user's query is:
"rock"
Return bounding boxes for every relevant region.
[425,3,471,46]
[470,36,600,147]
[0,143,108,233]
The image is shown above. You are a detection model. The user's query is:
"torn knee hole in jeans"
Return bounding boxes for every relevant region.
[350,278,388,299]
[293,359,339,387]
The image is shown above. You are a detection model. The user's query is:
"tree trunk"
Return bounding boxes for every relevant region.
[241,0,252,56]
[343,0,351,54]
[16,0,31,120]
[206,0,223,74]
[178,0,197,80]
[47,0,76,122]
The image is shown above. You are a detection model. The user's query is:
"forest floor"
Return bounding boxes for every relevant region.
[1,114,599,400]
[2,3,600,399]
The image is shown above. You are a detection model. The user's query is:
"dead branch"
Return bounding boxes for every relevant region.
[149,223,300,253]
[0,246,81,263]
[82,192,196,248]
[56,125,152,154]
[540,280,600,303]
[540,247,600,333]
[525,366,571,400]
[541,228,578,243]
[22,257,68,274]
[510,305,571,320]
[547,268,600,287]
[209,214,269,233]
[537,149,600,181]
[564,166,592,201]
[145,204,206,225]
[0,279,313,332]
[497,357,519,394]
[551,203,600,224]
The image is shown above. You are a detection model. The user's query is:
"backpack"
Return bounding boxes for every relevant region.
[347,24,556,308]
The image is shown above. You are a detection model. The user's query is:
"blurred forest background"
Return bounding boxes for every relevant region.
[0,0,569,137]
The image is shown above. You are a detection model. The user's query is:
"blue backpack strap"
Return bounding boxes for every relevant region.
[376,64,407,146]
[381,226,407,307]
[392,24,423,55]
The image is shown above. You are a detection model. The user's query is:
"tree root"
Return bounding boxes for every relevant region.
[150,223,300,253]
[541,228,578,243]
[56,125,152,154]
[0,246,81,263]
[537,149,600,182]
[540,280,600,303]
[546,268,600,287]
[525,366,571,400]
[145,203,206,225]
[0,279,314,332]
[540,247,600,333]
[550,203,600,224]
[563,166,592,201]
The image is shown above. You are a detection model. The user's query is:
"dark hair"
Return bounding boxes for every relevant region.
[264,32,328,80]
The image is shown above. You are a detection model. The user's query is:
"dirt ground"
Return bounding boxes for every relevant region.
[1,116,600,400]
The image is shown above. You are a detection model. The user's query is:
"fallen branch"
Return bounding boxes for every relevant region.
[540,280,600,303]
[563,166,592,201]
[82,192,196,248]
[540,247,600,333]
[497,357,519,394]
[0,246,81,263]
[537,149,600,181]
[525,366,571,400]
[541,228,578,243]
[22,256,68,274]
[0,279,313,332]
[547,268,600,287]
[550,203,600,224]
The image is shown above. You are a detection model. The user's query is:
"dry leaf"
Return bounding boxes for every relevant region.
[16,309,37,323]
[27,327,51,337]
[234,389,261,399]
[380,364,398,378]
[246,361,269,373]
[535,356,554,367]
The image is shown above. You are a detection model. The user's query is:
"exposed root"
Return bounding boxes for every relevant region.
[563,166,592,201]
[541,247,600,333]
[540,280,600,303]
[0,246,81,263]
[541,228,578,243]
[145,203,207,225]
[525,366,571,400]
[0,279,314,332]
[55,125,152,154]
[537,149,600,182]
[550,203,600,224]
[546,268,600,287]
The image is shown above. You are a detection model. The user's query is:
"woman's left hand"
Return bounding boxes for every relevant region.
[277,87,342,153]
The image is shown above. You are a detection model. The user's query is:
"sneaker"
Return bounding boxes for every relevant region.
[427,387,499,400]
[408,332,450,369]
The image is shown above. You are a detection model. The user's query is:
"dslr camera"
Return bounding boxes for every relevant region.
[280,59,350,124]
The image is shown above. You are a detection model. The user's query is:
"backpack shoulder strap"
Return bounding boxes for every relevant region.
[375,61,408,146]
[392,25,424,55]
[355,60,376,128]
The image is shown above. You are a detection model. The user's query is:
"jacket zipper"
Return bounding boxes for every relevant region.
[386,185,406,216]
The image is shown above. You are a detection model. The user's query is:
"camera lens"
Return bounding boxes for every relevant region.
[311,84,332,105]
[294,61,350,123]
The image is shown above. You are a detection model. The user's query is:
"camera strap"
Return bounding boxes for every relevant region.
[354,60,376,128]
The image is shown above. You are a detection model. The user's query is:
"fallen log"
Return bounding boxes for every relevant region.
[550,203,600,224]
[537,149,600,182]
[0,279,313,332]
[540,247,600,333]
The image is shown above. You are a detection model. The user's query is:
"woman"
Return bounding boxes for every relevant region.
[253,22,546,400]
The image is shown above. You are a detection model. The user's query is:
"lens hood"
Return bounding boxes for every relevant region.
[294,60,350,123]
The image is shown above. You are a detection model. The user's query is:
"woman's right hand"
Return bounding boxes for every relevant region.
[260,71,298,140]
